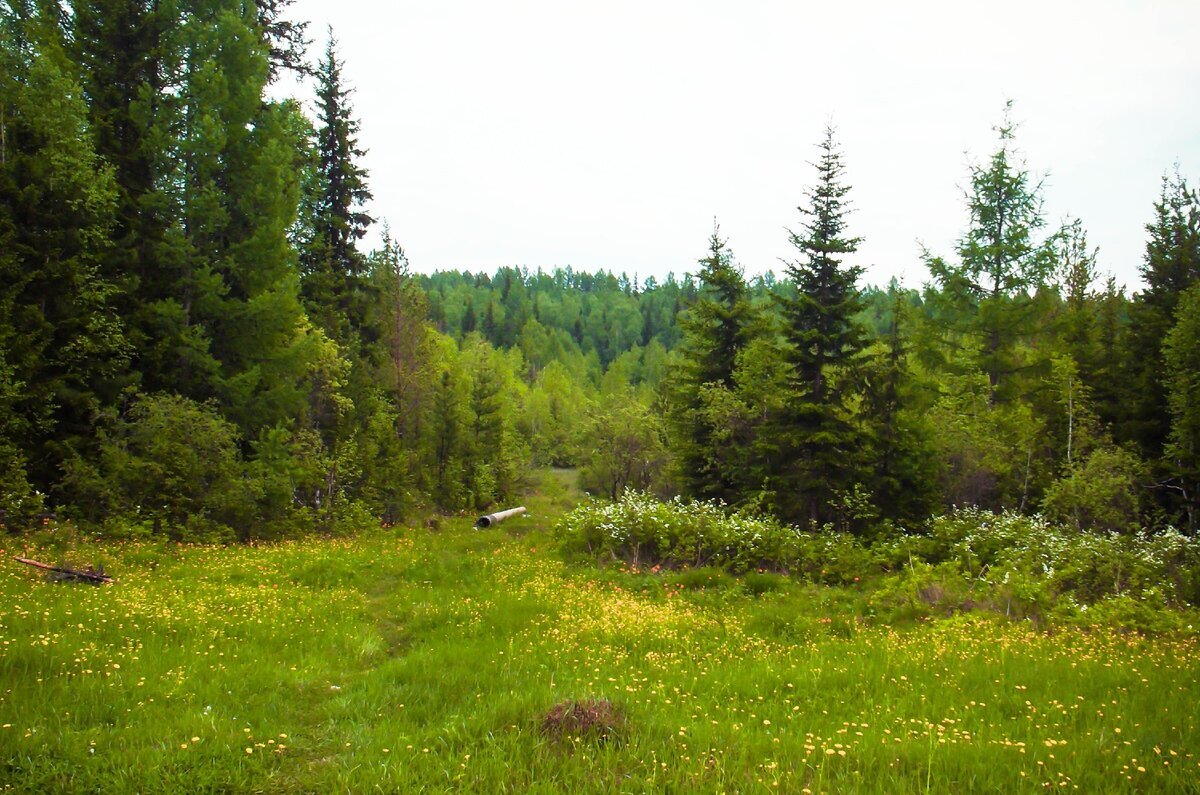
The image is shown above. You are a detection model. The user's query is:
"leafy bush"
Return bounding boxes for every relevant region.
[65,394,252,542]
[556,491,809,573]
[923,508,1200,606]
[1041,446,1145,533]
[0,445,44,532]
[557,494,1200,631]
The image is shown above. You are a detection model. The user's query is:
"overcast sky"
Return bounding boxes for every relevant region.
[278,0,1200,290]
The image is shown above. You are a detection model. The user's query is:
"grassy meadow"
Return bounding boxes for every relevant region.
[1,472,1198,793]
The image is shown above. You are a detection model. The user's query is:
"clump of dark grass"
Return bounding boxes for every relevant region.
[541,698,624,743]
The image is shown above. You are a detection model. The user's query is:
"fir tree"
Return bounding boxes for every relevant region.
[668,222,755,502]
[1123,170,1200,458]
[0,3,130,489]
[770,126,868,526]
[1164,284,1200,534]
[301,29,373,343]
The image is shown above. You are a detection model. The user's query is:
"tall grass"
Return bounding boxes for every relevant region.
[1,479,1197,792]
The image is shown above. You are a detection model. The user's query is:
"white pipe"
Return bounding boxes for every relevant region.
[475,506,527,528]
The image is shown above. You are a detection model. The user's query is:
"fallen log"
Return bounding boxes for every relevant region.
[13,556,113,584]
[475,506,527,528]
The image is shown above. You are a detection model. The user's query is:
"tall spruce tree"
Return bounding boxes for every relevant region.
[301,30,373,344]
[1123,171,1200,458]
[129,0,327,438]
[1164,284,1200,534]
[668,223,756,502]
[770,126,868,526]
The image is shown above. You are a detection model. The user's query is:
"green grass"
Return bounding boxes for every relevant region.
[1,474,1197,792]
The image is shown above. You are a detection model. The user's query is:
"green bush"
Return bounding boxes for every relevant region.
[65,394,251,542]
[557,494,1200,632]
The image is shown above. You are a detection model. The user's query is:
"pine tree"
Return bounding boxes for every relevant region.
[770,126,868,526]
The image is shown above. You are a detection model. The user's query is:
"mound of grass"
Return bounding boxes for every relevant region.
[540,698,624,743]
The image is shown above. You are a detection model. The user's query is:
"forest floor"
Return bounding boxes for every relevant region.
[1,471,1198,793]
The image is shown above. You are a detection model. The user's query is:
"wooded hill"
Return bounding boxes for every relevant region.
[1,1,1197,539]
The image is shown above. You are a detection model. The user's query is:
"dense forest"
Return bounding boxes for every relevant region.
[1,0,1198,541]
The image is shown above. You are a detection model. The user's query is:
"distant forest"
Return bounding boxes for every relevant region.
[1,1,1197,539]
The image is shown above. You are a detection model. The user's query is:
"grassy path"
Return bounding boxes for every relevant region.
[1,474,1198,792]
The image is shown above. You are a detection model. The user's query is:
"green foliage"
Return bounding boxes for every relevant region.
[67,394,249,542]
[300,31,374,344]
[1123,170,1200,461]
[2,1,1198,540]
[924,103,1060,403]
[1164,283,1200,532]
[1042,445,1145,533]
[769,126,870,525]
[559,494,1200,620]
[668,224,758,503]
[576,392,669,501]
[0,5,129,489]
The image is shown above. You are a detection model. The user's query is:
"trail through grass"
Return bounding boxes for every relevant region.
[1,473,1197,792]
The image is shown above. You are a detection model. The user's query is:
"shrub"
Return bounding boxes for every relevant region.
[1042,446,1145,533]
[65,394,251,542]
[558,494,1200,630]
[0,445,44,532]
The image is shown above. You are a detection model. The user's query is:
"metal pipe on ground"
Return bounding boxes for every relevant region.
[475,506,527,528]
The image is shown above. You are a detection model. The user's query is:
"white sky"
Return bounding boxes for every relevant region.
[278,0,1200,291]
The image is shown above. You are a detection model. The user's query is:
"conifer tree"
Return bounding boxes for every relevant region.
[926,103,1059,403]
[301,30,373,344]
[0,2,130,489]
[668,223,755,502]
[1164,284,1200,534]
[1123,170,1200,458]
[769,126,868,526]
[168,2,321,433]
[860,289,937,525]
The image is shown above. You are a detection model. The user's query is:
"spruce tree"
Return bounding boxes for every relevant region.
[859,288,937,526]
[668,223,755,502]
[0,3,130,490]
[1164,284,1200,534]
[301,30,373,344]
[1123,170,1200,458]
[173,2,317,428]
[770,126,868,526]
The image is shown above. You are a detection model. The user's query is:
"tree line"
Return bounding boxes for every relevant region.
[666,114,1200,535]
[1,3,1196,540]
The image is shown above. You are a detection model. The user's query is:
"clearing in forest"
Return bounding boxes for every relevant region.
[0,477,1196,793]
